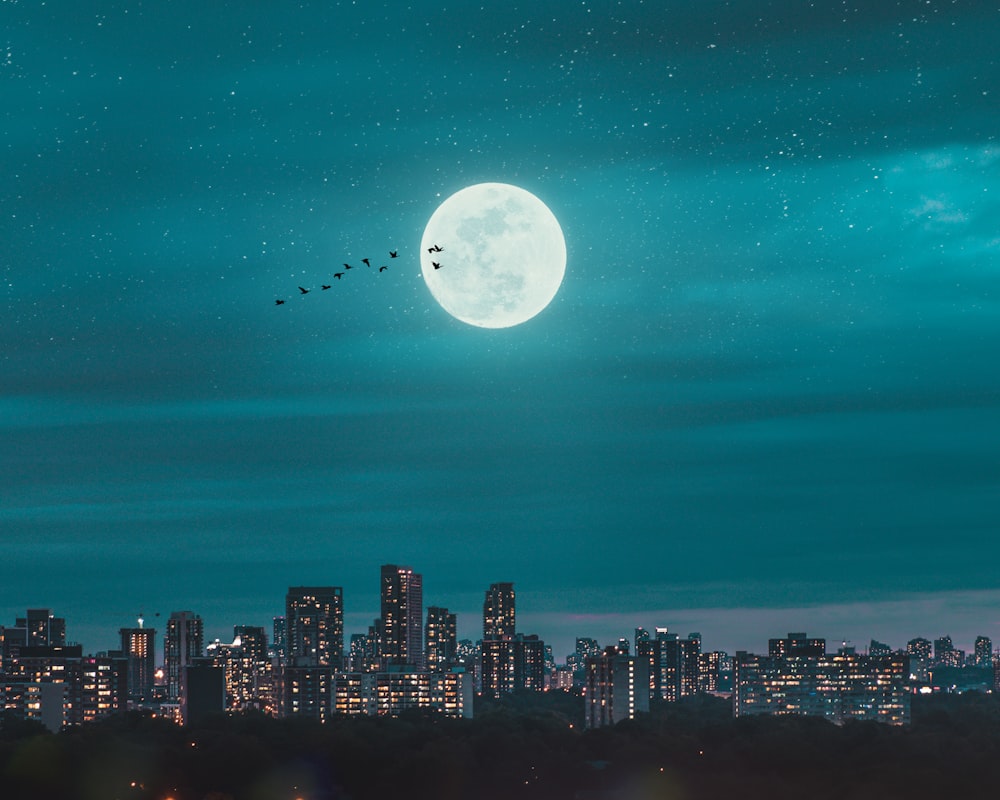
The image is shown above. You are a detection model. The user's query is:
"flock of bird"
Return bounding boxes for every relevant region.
[274,245,444,305]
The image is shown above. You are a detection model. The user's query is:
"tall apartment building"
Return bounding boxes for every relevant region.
[164,611,204,702]
[584,645,650,728]
[636,628,701,702]
[481,633,546,698]
[975,636,993,667]
[120,620,157,702]
[479,582,546,697]
[16,609,66,647]
[426,606,457,672]
[483,582,515,641]
[733,633,910,725]
[380,565,423,669]
[206,625,273,714]
[283,665,333,722]
[933,635,964,667]
[906,636,932,681]
[1,644,127,730]
[285,587,343,668]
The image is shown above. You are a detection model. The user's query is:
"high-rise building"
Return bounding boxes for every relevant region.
[514,634,546,692]
[283,665,333,722]
[183,659,225,726]
[481,633,546,698]
[347,622,383,673]
[207,626,273,714]
[934,635,954,665]
[481,638,515,697]
[380,565,423,669]
[584,645,650,729]
[426,606,457,672]
[869,639,892,656]
[699,650,727,694]
[681,633,701,697]
[285,587,344,668]
[974,636,992,668]
[568,637,601,686]
[768,632,825,658]
[120,618,156,702]
[16,609,66,647]
[1,644,127,729]
[164,611,204,702]
[636,628,700,702]
[271,616,287,664]
[483,582,515,641]
[906,637,932,682]
[734,642,909,725]
[907,637,932,659]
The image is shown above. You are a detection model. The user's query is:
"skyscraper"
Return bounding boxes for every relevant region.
[164,611,204,703]
[426,606,457,672]
[483,582,515,641]
[206,625,272,714]
[975,636,993,667]
[584,645,650,729]
[16,609,66,647]
[380,565,423,669]
[285,586,344,668]
[120,618,156,702]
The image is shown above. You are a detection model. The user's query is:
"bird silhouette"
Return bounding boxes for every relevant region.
[343,263,353,270]
[299,286,310,294]
[361,258,371,267]
[379,265,388,272]
[333,272,344,279]
[389,250,398,258]
[275,299,285,305]
[432,261,443,270]
[321,284,331,290]
[428,244,443,253]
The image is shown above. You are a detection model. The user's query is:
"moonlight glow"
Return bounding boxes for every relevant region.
[420,183,567,328]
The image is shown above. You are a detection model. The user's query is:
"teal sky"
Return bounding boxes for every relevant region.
[3,1,999,661]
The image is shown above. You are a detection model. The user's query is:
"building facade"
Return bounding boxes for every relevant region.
[584,646,650,728]
[164,611,204,703]
[120,622,156,703]
[285,587,344,668]
[483,582,515,641]
[425,606,457,672]
[733,633,910,725]
[380,565,423,669]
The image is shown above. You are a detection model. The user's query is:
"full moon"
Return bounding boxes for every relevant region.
[420,183,567,328]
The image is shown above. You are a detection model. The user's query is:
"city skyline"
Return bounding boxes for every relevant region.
[4,3,999,664]
[5,573,998,667]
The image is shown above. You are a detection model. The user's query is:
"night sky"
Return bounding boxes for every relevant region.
[3,1,999,662]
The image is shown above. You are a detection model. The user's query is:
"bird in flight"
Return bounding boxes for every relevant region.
[432,261,443,270]
[273,242,402,306]
[427,244,443,253]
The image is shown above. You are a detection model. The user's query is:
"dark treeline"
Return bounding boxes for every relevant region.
[4,692,1000,799]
